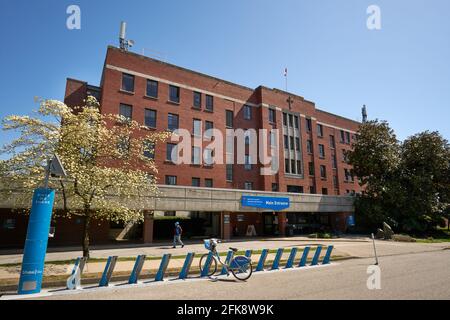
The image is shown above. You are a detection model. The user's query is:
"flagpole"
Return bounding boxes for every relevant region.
[284,68,288,92]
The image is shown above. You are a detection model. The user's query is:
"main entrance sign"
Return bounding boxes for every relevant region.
[241,196,290,211]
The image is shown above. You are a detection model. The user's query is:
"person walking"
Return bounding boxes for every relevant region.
[173,221,184,248]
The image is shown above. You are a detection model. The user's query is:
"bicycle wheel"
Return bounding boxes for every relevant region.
[199,253,218,276]
[230,256,253,281]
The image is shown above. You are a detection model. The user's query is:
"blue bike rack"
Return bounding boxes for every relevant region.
[179,252,195,280]
[200,252,214,277]
[311,246,323,266]
[221,251,234,275]
[285,248,298,269]
[155,254,171,281]
[128,255,146,284]
[322,245,334,265]
[299,246,310,267]
[99,256,118,287]
[245,250,252,258]
[271,248,284,270]
[255,249,268,272]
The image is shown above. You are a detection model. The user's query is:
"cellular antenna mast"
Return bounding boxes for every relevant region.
[119,21,135,51]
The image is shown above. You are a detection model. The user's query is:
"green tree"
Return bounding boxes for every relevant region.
[398,131,450,232]
[0,97,169,257]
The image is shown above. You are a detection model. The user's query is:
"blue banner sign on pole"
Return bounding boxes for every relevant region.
[285,248,298,269]
[221,251,234,275]
[245,250,252,258]
[271,248,284,270]
[66,257,87,290]
[99,256,118,287]
[322,246,334,265]
[346,215,356,227]
[200,252,214,277]
[299,246,310,267]
[128,255,146,284]
[241,196,290,211]
[179,253,195,280]
[311,246,323,266]
[18,188,55,295]
[155,254,171,281]
[255,249,268,272]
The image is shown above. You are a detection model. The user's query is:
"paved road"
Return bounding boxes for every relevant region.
[29,249,450,300]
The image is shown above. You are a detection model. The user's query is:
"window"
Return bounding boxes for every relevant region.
[192,146,201,165]
[269,109,276,123]
[294,116,299,129]
[119,104,132,121]
[291,159,296,174]
[143,140,155,159]
[289,114,294,127]
[205,121,213,139]
[167,113,179,132]
[332,154,337,169]
[205,95,214,111]
[310,186,316,194]
[165,175,177,185]
[308,162,315,176]
[226,110,234,128]
[345,132,351,144]
[245,155,252,170]
[204,148,214,166]
[193,119,202,137]
[342,149,348,163]
[320,165,327,179]
[244,182,253,190]
[121,73,134,92]
[295,137,300,151]
[317,124,324,137]
[344,169,350,181]
[205,179,213,188]
[290,137,295,150]
[287,185,304,193]
[285,159,290,173]
[144,109,156,128]
[330,135,336,149]
[166,143,178,162]
[322,188,328,195]
[244,105,252,120]
[296,160,302,174]
[117,136,130,157]
[340,130,346,143]
[193,91,201,108]
[307,140,313,154]
[284,135,289,149]
[272,183,279,192]
[306,118,312,132]
[192,177,201,187]
[226,164,233,181]
[283,113,288,126]
[169,85,180,103]
[146,80,158,98]
[319,144,325,158]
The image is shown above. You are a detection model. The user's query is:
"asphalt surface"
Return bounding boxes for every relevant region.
[25,249,450,300]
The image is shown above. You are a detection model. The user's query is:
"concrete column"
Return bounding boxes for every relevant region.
[278,212,287,236]
[143,211,154,244]
[221,212,231,240]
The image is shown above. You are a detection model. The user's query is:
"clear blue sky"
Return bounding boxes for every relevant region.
[1,0,449,154]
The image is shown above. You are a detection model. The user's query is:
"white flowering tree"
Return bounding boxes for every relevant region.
[0,97,168,257]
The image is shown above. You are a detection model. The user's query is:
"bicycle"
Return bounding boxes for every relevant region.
[199,239,253,281]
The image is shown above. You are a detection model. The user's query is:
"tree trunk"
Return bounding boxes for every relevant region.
[82,209,91,258]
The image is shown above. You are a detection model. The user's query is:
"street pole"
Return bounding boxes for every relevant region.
[371,233,379,265]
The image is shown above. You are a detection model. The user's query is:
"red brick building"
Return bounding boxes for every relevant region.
[59,46,362,244]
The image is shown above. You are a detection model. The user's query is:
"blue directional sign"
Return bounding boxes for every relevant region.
[18,188,55,295]
[241,196,290,211]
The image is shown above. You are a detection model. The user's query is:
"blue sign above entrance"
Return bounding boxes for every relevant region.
[241,196,290,211]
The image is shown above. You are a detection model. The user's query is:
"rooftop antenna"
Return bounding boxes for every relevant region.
[119,21,134,51]
[362,105,368,123]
